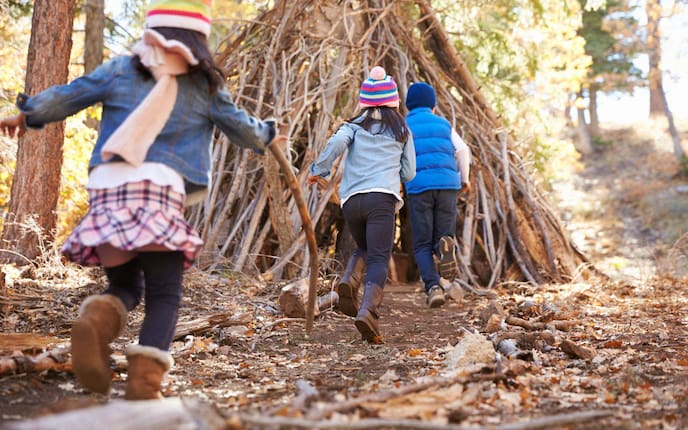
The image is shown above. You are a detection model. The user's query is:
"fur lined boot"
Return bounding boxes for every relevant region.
[354,282,384,344]
[337,254,366,317]
[71,294,128,394]
[124,345,174,400]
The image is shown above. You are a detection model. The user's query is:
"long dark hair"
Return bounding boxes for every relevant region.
[133,27,225,94]
[348,106,409,143]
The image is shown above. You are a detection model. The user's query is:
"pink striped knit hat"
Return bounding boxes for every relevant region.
[146,0,213,37]
[359,66,400,109]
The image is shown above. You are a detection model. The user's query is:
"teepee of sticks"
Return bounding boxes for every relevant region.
[186,0,589,287]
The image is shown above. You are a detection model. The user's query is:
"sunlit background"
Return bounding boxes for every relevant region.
[597,2,688,122]
[102,1,688,124]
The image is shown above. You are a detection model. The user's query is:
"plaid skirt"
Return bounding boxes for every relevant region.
[61,181,203,269]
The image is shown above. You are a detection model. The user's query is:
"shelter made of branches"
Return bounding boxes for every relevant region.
[186,0,588,287]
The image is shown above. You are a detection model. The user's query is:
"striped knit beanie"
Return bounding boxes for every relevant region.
[146,0,212,37]
[359,66,400,109]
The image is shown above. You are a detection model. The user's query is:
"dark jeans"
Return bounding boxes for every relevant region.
[407,189,458,292]
[342,192,397,288]
[104,251,184,350]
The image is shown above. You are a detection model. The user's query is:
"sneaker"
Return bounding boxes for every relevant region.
[426,285,446,308]
[438,236,458,280]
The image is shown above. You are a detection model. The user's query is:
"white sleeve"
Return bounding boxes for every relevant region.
[451,129,471,184]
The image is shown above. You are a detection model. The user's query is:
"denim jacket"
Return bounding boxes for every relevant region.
[310,121,415,204]
[17,55,275,188]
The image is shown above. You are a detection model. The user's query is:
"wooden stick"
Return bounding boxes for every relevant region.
[500,133,539,285]
[505,316,577,332]
[173,312,252,340]
[477,171,496,268]
[306,376,455,421]
[268,137,319,335]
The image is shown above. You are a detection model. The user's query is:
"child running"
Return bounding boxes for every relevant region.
[0,0,277,399]
[308,66,415,343]
[404,82,471,308]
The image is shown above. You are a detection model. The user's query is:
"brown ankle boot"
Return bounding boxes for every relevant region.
[337,254,366,317]
[125,345,174,400]
[71,294,127,395]
[354,282,384,344]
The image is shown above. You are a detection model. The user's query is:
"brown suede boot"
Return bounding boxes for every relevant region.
[124,345,174,400]
[337,254,366,317]
[354,282,384,344]
[71,294,127,395]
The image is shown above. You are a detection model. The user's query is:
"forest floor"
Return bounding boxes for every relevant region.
[1,121,688,429]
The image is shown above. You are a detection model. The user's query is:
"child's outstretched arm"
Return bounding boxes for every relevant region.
[211,89,276,152]
[0,112,27,138]
[309,124,352,181]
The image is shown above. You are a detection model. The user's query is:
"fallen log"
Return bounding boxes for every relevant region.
[278,278,338,318]
[7,395,613,430]
[505,316,577,332]
[0,346,70,376]
[6,397,226,430]
[491,331,556,349]
[173,312,253,340]
[240,409,614,429]
[0,333,65,355]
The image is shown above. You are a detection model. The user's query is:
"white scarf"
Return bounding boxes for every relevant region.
[101,30,199,166]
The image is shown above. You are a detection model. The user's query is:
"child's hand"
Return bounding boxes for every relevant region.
[268,134,288,149]
[0,113,26,138]
[461,181,471,194]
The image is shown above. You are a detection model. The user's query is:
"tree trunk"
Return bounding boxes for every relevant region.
[588,87,599,138]
[0,0,76,264]
[575,92,593,155]
[660,84,687,161]
[646,0,664,117]
[564,94,575,128]
[83,0,104,73]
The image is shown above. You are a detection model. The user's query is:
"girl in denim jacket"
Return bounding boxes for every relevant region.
[0,0,276,399]
[308,67,416,344]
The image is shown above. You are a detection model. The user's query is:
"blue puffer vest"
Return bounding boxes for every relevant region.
[404,107,460,194]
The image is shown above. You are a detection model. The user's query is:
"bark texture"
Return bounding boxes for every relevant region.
[84,0,105,74]
[1,0,76,264]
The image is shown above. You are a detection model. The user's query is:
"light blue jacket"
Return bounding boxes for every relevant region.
[17,55,274,189]
[310,121,415,203]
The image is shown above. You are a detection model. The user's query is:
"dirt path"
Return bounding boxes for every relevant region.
[1,125,688,429]
[3,270,687,429]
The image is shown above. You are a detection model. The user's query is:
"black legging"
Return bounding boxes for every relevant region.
[104,251,184,350]
[342,192,397,288]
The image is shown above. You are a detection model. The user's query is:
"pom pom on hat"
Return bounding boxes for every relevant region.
[406,82,437,110]
[359,66,400,109]
[369,66,386,81]
[146,0,213,37]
